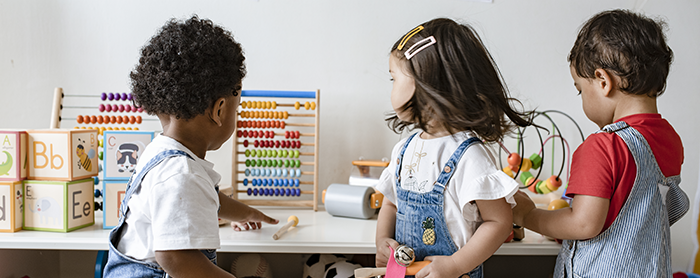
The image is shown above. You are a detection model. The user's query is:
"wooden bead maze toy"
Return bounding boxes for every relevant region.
[232,90,320,211]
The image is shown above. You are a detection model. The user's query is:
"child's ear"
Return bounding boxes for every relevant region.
[210,97,226,127]
[594,69,615,97]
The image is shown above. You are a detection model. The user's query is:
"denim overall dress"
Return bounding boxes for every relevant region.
[394,133,484,278]
[554,121,689,278]
[104,150,218,278]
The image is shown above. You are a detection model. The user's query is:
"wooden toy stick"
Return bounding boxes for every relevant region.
[50,87,63,129]
[354,267,386,278]
[353,261,431,278]
[272,215,299,240]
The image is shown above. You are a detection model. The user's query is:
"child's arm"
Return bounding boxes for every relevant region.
[375,198,400,267]
[512,191,609,239]
[156,250,234,277]
[217,191,279,231]
[417,198,512,277]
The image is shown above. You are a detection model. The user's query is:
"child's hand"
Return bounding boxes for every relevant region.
[230,208,278,232]
[416,255,463,278]
[512,190,536,226]
[375,237,400,267]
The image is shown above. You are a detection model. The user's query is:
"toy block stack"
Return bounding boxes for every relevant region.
[100,130,153,229]
[22,129,99,232]
[0,130,27,232]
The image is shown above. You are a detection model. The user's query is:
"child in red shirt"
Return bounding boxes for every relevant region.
[512,9,689,277]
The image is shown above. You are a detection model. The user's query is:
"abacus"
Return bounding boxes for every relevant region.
[232,90,320,211]
[50,87,160,133]
[49,87,161,216]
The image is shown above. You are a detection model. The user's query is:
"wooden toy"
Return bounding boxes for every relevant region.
[232,90,320,210]
[102,180,127,229]
[102,130,153,180]
[27,129,99,181]
[23,178,94,232]
[50,87,160,134]
[272,215,299,240]
[0,130,28,181]
[0,181,23,232]
[498,110,586,197]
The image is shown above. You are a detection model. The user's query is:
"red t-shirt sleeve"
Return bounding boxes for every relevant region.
[565,132,632,199]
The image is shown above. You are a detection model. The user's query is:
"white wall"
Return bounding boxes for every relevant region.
[1,0,698,273]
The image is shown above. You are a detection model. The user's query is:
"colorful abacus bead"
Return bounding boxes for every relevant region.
[529,154,542,170]
[547,175,563,190]
[507,153,521,169]
[538,179,552,194]
[519,171,534,185]
[519,158,533,172]
[502,166,514,178]
[548,199,570,210]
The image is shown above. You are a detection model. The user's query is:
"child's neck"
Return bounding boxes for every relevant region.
[420,128,451,139]
[159,115,213,159]
[611,92,658,122]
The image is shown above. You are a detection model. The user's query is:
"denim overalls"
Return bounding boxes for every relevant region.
[554,121,689,278]
[104,150,218,278]
[394,133,484,278]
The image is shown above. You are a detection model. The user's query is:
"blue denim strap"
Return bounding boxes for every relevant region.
[118,150,193,222]
[433,137,481,193]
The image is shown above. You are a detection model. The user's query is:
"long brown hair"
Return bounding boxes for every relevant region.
[387,18,533,142]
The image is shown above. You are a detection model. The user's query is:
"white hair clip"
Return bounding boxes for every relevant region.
[404,36,436,60]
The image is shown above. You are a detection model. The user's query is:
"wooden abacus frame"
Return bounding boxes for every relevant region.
[231,90,320,211]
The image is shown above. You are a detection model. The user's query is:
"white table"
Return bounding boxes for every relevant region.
[0,207,561,256]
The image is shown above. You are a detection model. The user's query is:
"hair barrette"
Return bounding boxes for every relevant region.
[404,36,436,60]
[398,26,424,51]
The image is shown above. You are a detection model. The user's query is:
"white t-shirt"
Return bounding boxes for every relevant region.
[116,135,221,263]
[375,131,518,248]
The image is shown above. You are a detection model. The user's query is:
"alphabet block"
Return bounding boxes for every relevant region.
[23,178,94,232]
[0,181,23,232]
[102,130,153,180]
[102,180,127,229]
[0,130,28,181]
[28,129,99,181]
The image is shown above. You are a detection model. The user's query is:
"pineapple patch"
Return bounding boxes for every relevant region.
[422,217,436,245]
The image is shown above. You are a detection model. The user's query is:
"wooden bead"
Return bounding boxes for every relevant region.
[538,180,552,194]
[519,171,534,185]
[529,153,542,170]
[507,153,521,168]
[520,158,532,172]
[502,167,514,178]
[548,176,563,189]
[548,199,569,210]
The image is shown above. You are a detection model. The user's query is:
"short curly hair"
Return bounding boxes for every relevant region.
[569,9,672,97]
[130,15,246,120]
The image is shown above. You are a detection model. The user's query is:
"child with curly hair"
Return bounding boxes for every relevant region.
[512,9,689,277]
[375,18,535,278]
[104,16,278,278]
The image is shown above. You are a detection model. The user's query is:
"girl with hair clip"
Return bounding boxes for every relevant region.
[374,18,535,278]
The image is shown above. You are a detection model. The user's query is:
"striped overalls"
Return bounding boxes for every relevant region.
[555,121,689,278]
